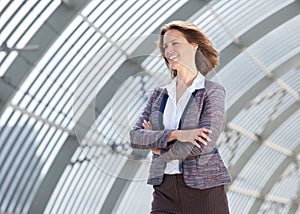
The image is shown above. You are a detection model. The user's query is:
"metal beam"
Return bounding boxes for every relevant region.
[0,0,90,114]
[288,183,300,214]
[261,102,300,139]
[99,158,143,214]
[229,101,300,181]
[224,54,300,185]
[248,144,300,214]
[226,53,300,122]
[217,0,300,72]
[11,0,91,213]
[228,186,292,205]
[28,135,79,213]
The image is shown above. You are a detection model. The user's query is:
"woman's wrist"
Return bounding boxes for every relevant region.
[168,130,181,141]
[175,130,181,139]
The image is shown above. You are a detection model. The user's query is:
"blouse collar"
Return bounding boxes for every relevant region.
[163,72,205,99]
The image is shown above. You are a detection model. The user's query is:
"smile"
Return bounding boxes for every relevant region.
[168,55,179,61]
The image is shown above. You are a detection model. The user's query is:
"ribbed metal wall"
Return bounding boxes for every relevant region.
[0,0,299,213]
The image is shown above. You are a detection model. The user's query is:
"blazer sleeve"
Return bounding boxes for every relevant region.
[130,89,173,149]
[161,84,226,161]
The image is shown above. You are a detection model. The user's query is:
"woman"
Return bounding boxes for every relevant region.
[130,20,231,214]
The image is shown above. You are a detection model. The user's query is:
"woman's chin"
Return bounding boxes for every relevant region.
[170,63,181,71]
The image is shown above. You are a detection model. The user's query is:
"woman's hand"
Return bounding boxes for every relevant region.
[175,128,212,148]
[142,120,153,130]
[142,120,161,155]
[142,120,212,152]
[151,148,161,155]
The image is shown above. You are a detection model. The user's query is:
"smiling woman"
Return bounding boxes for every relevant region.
[159,21,219,78]
[163,29,198,77]
[130,20,231,214]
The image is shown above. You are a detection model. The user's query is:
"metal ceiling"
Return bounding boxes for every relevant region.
[0,0,299,213]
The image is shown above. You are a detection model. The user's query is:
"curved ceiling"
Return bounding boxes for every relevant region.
[0,0,299,213]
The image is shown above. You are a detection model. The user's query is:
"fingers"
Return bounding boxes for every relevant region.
[195,137,207,146]
[198,128,212,141]
[192,139,202,148]
[193,128,212,147]
[152,148,161,155]
[200,128,212,134]
[198,132,211,142]
[142,120,153,130]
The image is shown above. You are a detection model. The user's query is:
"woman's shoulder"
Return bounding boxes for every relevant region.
[146,86,167,100]
[204,79,225,92]
[153,86,169,95]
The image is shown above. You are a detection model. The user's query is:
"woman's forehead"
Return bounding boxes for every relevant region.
[163,29,187,43]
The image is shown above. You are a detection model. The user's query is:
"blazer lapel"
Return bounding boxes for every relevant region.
[180,88,205,129]
[158,92,168,130]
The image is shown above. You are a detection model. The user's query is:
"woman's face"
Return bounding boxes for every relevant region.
[163,29,197,71]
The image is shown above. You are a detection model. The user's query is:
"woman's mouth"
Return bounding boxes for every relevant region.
[168,55,179,62]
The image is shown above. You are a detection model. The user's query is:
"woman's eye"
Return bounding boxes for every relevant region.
[163,42,179,50]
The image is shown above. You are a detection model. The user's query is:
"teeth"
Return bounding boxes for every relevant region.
[169,55,178,60]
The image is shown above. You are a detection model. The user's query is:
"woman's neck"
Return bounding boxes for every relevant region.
[176,67,198,87]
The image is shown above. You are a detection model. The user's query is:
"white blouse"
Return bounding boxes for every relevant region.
[163,72,205,174]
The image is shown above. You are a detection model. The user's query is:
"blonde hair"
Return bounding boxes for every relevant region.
[158,20,219,78]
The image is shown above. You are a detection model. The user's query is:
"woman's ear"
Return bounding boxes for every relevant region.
[191,42,198,50]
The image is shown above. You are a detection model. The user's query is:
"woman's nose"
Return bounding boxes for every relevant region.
[165,46,173,53]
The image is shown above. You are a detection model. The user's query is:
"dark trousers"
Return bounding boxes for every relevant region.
[151,174,230,214]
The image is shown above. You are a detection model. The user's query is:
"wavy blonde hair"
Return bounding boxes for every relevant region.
[158,20,219,78]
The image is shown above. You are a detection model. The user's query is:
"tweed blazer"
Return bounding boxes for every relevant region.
[130,79,232,189]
